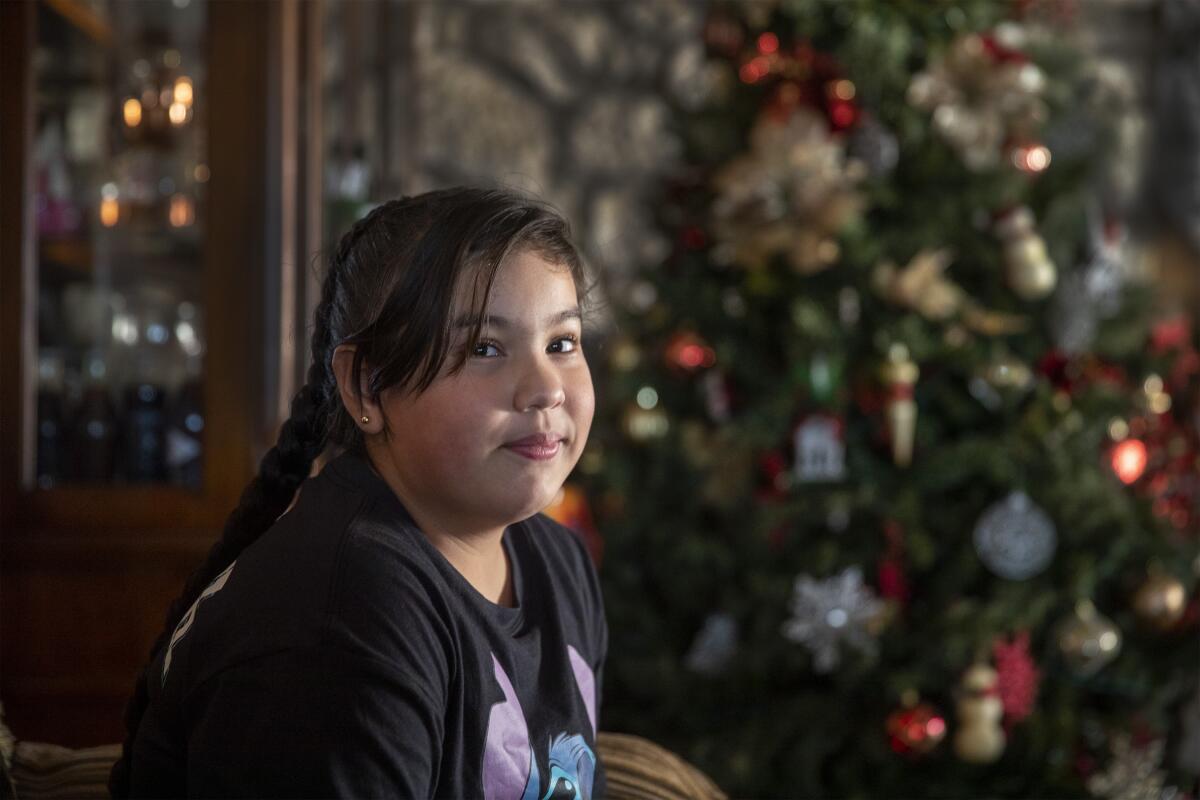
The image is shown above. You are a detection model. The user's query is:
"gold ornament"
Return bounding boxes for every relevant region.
[872,248,1031,337]
[1131,571,1187,631]
[979,354,1034,393]
[1055,600,1123,677]
[994,207,1057,300]
[872,248,963,320]
[953,664,1006,763]
[880,343,919,467]
[710,107,864,274]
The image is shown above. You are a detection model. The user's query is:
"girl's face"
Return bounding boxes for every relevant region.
[371,248,594,535]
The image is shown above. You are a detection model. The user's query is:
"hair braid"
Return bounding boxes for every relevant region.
[107,205,394,798]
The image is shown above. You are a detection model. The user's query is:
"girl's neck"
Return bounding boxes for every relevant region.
[362,447,516,607]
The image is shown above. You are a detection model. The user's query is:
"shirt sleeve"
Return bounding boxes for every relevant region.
[184,645,443,799]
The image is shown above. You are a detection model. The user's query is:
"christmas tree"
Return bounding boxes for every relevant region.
[550,1,1200,797]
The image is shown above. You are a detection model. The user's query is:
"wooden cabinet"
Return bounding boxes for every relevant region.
[1,0,320,746]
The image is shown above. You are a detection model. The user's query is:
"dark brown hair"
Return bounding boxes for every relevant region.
[109,185,593,797]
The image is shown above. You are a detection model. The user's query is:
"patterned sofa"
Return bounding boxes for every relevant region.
[0,705,726,800]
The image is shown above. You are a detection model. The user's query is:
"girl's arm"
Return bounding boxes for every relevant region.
[183,644,443,798]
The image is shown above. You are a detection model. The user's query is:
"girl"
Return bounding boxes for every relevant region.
[109,186,608,799]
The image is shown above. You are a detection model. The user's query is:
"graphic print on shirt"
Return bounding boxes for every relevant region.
[161,560,236,686]
[482,645,597,800]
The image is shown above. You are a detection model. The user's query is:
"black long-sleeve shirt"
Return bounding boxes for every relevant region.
[128,450,607,799]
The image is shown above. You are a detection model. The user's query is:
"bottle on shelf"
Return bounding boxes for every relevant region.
[36,351,67,488]
[70,351,118,482]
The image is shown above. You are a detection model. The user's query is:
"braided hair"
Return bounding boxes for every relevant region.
[109,185,593,798]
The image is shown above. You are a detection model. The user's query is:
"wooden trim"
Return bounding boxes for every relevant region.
[301,0,325,365]
[1,531,216,564]
[14,487,234,530]
[204,0,271,502]
[277,0,300,425]
[41,0,114,48]
[4,676,144,697]
[0,1,36,519]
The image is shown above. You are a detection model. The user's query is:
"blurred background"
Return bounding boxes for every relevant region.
[1,0,1197,798]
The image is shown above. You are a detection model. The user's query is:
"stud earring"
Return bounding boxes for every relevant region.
[360,415,370,425]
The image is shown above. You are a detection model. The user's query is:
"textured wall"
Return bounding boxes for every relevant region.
[323,0,713,330]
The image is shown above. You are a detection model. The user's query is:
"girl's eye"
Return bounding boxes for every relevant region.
[550,334,579,354]
[472,340,501,358]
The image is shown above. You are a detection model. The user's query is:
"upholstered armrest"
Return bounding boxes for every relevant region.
[596,731,728,800]
[0,730,725,800]
[7,742,120,800]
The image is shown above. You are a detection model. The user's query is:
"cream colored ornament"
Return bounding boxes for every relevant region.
[872,248,1031,337]
[953,664,1006,763]
[880,343,919,467]
[994,207,1057,300]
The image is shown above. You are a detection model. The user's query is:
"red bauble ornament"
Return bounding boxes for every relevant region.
[664,331,717,373]
[887,700,947,756]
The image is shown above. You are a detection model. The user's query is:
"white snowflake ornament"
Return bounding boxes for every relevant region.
[781,566,884,673]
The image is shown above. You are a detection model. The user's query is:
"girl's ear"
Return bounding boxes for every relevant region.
[331,344,385,435]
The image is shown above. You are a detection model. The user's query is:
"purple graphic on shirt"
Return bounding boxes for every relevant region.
[482,649,597,800]
[566,645,596,736]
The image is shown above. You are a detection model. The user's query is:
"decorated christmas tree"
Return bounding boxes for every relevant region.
[548,1,1200,797]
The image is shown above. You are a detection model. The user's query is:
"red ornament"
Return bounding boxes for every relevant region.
[1151,316,1191,352]
[992,631,1040,728]
[979,33,1029,64]
[886,701,947,755]
[664,331,717,373]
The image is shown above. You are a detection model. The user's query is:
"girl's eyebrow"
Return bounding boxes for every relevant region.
[453,307,582,330]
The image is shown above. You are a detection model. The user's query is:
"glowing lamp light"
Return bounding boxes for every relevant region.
[1111,438,1148,484]
[173,76,194,107]
[99,198,119,227]
[169,193,195,227]
[168,101,188,126]
[123,98,143,127]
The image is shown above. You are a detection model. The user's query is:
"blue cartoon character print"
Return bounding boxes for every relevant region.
[481,645,598,800]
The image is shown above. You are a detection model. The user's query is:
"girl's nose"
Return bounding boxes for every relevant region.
[514,354,566,412]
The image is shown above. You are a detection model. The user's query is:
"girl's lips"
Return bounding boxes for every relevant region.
[503,441,562,461]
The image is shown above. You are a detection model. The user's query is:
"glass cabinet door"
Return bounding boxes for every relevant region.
[33,0,208,489]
